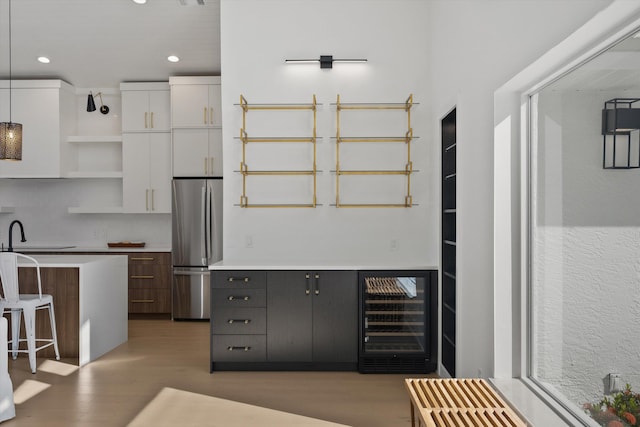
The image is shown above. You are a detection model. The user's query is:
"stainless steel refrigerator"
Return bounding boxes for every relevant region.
[171,178,223,320]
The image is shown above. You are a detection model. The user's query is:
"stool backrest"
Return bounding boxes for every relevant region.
[0,253,42,303]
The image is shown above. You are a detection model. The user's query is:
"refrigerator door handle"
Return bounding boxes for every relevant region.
[206,183,213,264]
[174,270,210,276]
[201,184,208,264]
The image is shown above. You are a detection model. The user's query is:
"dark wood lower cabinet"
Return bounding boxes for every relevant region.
[210,269,358,371]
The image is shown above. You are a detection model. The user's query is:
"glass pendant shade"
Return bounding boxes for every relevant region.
[0,122,23,160]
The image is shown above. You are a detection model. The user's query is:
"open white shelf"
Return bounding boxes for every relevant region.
[67,135,123,143]
[67,206,124,214]
[65,171,123,179]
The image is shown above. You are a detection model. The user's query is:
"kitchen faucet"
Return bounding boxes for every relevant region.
[7,220,26,252]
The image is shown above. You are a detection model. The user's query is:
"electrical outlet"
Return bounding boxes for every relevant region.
[245,235,253,248]
[608,373,622,394]
[390,239,398,251]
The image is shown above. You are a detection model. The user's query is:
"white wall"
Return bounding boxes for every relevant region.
[426,0,614,378]
[220,0,435,265]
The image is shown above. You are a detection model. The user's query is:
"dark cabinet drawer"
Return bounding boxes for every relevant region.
[212,335,266,362]
[128,252,171,266]
[129,264,171,289]
[212,288,266,308]
[212,271,266,289]
[212,308,266,335]
[129,289,170,313]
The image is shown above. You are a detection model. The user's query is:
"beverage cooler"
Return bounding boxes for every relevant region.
[358,270,437,373]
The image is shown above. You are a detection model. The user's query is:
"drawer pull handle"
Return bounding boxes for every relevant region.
[131,257,154,261]
[228,296,250,301]
[131,299,154,303]
[228,277,250,283]
[227,346,251,352]
[227,319,251,324]
[131,275,155,279]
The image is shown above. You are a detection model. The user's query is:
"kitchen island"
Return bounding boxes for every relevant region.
[15,254,127,366]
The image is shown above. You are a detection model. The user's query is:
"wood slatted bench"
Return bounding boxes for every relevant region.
[404,378,527,427]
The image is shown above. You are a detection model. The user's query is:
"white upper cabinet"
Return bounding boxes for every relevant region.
[169,76,221,128]
[0,80,75,178]
[120,82,170,132]
[122,133,171,213]
[172,128,222,177]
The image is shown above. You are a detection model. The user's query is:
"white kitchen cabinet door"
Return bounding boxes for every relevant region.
[171,83,221,128]
[172,128,209,177]
[207,84,222,127]
[123,133,171,213]
[123,133,151,213]
[0,87,66,177]
[122,89,170,132]
[171,85,210,128]
[148,133,171,212]
[207,128,223,176]
[172,128,222,177]
[148,90,170,131]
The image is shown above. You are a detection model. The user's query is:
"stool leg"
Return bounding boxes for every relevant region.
[10,310,20,360]
[23,307,36,374]
[47,302,60,360]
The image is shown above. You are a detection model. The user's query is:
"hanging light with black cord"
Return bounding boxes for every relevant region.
[0,0,22,161]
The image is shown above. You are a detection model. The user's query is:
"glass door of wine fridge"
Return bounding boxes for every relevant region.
[359,270,437,373]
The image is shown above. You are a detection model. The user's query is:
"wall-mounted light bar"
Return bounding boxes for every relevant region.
[285,55,367,69]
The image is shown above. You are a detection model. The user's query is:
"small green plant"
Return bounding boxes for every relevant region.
[584,384,640,427]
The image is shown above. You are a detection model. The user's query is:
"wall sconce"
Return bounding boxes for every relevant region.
[285,55,367,69]
[87,91,110,114]
[602,98,640,169]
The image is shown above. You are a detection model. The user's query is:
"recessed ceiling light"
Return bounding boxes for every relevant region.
[37,56,50,64]
[167,55,180,63]
[132,0,147,4]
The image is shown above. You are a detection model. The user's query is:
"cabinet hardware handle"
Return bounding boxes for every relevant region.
[151,189,155,211]
[204,157,208,175]
[228,277,250,283]
[131,275,155,279]
[227,346,251,352]
[228,296,250,301]
[315,273,320,295]
[204,107,207,124]
[210,107,213,125]
[227,319,251,324]
[131,257,154,261]
[146,189,149,210]
[209,157,214,175]
[144,112,148,129]
[131,299,154,303]
[305,273,310,295]
[151,111,154,129]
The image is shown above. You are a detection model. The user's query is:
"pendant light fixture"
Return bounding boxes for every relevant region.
[0,0,22,161]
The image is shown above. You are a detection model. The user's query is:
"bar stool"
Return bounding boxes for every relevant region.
[0,253,60,374]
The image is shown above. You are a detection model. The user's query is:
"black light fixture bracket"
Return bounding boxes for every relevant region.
[87,91,110,114]
[602,98,640,169]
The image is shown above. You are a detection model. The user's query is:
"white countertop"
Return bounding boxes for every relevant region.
[10,245,170,253]
[17,254,127,268]
[209,260,437,271]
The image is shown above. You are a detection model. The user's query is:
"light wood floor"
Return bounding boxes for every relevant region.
[3,318,436,426]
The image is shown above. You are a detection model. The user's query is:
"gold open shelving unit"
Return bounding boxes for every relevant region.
[334,94,416,208]
[238,94,318,208]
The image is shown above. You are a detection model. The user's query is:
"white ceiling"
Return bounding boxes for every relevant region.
[0,0,221,89]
